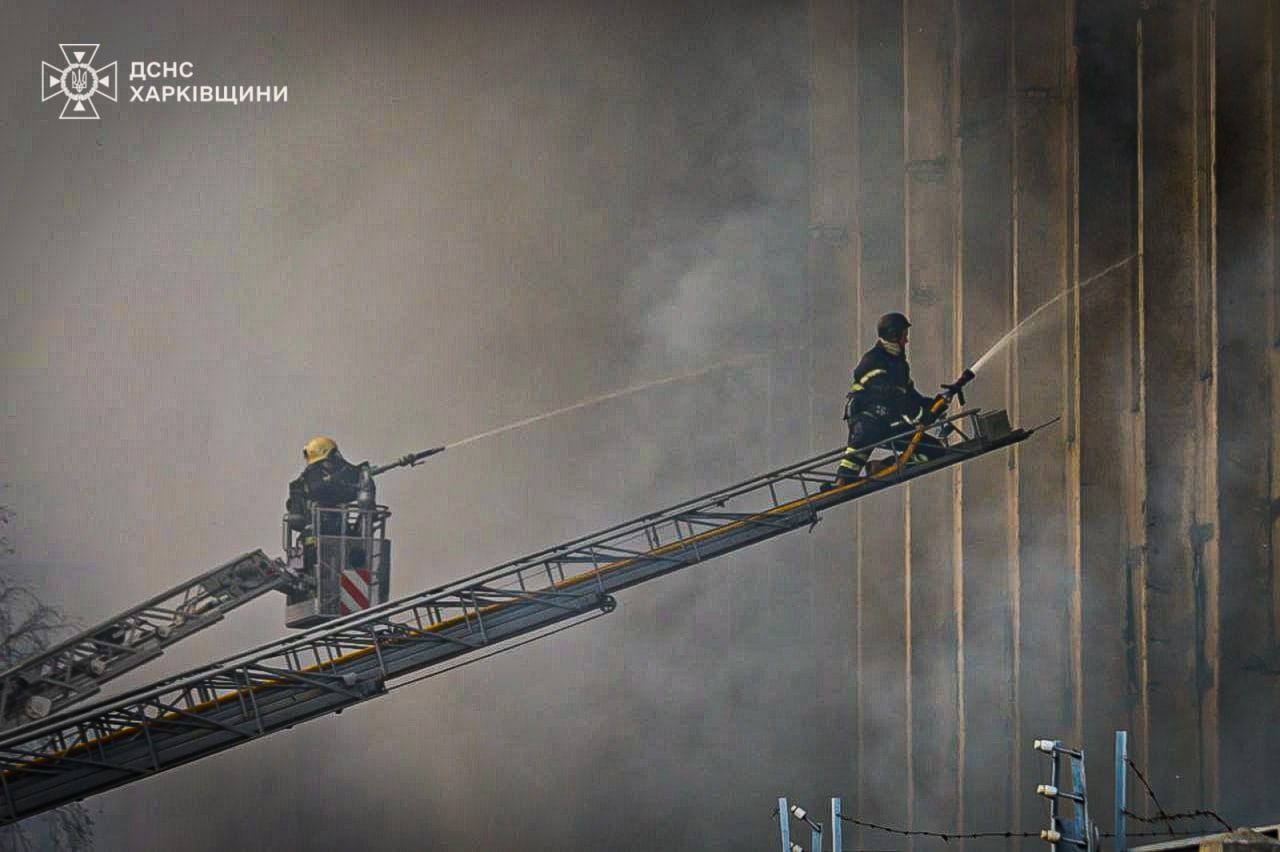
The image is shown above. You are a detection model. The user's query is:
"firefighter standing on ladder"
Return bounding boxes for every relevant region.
[831,312,946,486]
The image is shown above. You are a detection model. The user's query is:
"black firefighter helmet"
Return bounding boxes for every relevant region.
[877,312,911,342]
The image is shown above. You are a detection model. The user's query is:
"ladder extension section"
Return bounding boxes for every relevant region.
[0,410,1031,825]
[0,551,287,732]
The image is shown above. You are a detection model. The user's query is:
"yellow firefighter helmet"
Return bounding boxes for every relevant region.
[303,436,338,465]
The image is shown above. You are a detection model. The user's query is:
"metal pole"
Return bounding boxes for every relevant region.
[1071,749,1096,852]
[1051,751,1062,852]
[1115,731,1128,852]
[780,797,793,852]
[832,798,842,852]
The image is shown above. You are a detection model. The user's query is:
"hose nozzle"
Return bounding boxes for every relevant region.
[941,368,977,406]
[368,446,447,477]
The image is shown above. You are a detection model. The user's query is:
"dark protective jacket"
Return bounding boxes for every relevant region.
[844,341,934,423]
[286,454,366,532]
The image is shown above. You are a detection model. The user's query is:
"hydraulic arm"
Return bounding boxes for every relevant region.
[0,551,288,732]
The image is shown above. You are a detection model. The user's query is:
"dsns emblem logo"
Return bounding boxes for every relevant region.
[42,44,117,119]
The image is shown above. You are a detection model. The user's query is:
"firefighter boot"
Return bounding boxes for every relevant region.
[822,448,868,491]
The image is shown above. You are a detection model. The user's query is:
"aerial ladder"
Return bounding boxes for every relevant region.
[0,392,1039,826]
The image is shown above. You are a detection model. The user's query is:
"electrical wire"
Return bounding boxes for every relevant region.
[1125,758,1234,834]
[782,753,1237,849]
[1125,756,1179,836]
[837,813,1039,841]
[830,813,1226,844]
[1123,808,1234,833]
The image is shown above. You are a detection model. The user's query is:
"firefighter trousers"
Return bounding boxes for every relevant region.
[836,413,945,482]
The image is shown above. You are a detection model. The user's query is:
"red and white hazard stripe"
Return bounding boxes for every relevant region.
[339,569,373,614]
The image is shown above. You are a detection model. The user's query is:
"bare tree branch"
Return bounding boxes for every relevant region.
[0,501,14,559]
[0,499,94,850]
[0,581,78,669]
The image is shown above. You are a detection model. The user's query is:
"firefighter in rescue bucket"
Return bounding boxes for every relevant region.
[286,437,372,572]
[829,312,947,487]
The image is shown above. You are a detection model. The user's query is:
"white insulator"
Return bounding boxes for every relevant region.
[88,657,107,675]
[156,623,174,639]
[1041,829,1062,843]
[1037,784,1060,799]
[1034,739,1059,754]
[790,805,807,820]
[24,695,52,720]
[790,844,805,852]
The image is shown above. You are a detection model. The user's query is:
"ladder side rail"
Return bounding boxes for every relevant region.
[432,411,979,599]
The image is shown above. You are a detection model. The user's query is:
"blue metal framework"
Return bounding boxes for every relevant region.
[1035,738,1099,852]
[776,797,841,852]
[777,798,824,852]
[1115,730,1128,852]
[0,409,1032,825]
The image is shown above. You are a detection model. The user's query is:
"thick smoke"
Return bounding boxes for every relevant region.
[8,1,1264,849]
[2,1,813,849]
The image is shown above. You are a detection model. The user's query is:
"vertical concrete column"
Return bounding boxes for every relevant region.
[956,0,1017,839]
[1195,1,1221,811]
[1137,0,1217,811]
[1214,0,1277,825]
[903,0,961,837]
[1064,0,1085,756]
[852,0,910,838]
[806,0,861,797]
[1009,0,1076,829]
[1272,0,1280,705]
[757,5,822,807]
[808,0,861,455]
[1130,8,1154,793]
[1075,0,1140,825]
